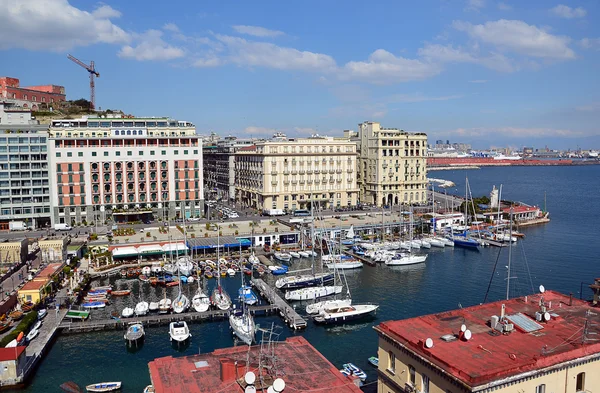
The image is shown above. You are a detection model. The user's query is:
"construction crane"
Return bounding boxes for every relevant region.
[67,54,100,110]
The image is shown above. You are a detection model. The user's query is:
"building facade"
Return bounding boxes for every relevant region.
[0,77,66,110]
[0,126,51,230]
[48,116,203,225]
[235,135,359,211]
[203,136,256,201]
[355,122,428,207]
[375,290,600,393]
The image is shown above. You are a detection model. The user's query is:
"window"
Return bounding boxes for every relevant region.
[535,384,545,393]
[174,150,179,155]
[193,149,198,154]
[116,151,121,156]
[139,151,144,156]
[150,151,155,155]
[408,365,416,385]
[421,374,429,393]
[576,373,585,392]
[56,152,61,157]
[387,351,395,374]
[92,152,97,157]
[183,150,188,155]
[67,152,72,157]
[78,152,83,157]
[104,152,109,157]
[161,150,166,155]
[127,151,132,156]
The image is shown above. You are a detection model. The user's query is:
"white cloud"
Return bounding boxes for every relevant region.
[550,4,586,19]
[193,56,222,67]
[453,19,575,59]
[576,102,600,112]
[340,49,442,84]
[232,25,284,38]
[0,0,129,51]
[213,35,336,72]
[162,23,180,33]
[579,38,600,50]
[497,2,512,10]
[387,93,463,103]
[419,44,516,72]
[443,126,584,138]
[466,0,485,10]
[118,30,185,61]
[469,79,488,83]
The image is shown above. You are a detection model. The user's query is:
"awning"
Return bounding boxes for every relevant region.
[112,246,139,258]
[223,238,252,248]
[137,244,165,255]
[162,243,189,252]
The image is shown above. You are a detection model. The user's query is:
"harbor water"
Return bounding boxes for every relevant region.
[14,165,600,392]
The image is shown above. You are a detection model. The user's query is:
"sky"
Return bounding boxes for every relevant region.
[0,0,599,150]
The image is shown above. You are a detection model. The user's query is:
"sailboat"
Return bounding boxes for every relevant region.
[386,207,427,266]
[453,177,480,249]
[236,244,258,305]
[172,217,191,313]
[229,257,256,345]
[158,287,171,314]
[211,231,232,310]
[134,286,149,316]
[191,269,211,312]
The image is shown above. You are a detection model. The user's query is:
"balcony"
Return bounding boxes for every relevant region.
[347,168,353,173]
[291,180,298,185]
[314,169,320,174]
[271,170,278,175]
[336,169,342,173]
[284,181,290,185]
[271,181,278,185]
[382,163,388,168]
[283,170,290,175]
[292,170,298,175]
[329,179,334,183]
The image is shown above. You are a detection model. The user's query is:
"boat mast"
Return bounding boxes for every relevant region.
[310,194,315,276]
[506,207,513,300]
[217,230,221,293]
[497,184,503,227]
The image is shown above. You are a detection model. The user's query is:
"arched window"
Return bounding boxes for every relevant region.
[576,373,585,392]
[408,365,416,385]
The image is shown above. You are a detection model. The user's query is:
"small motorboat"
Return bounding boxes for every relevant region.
[139,275,150,283]
[298,251,310,258]
[121,307,134,318]
[85,382,122,392]
[158,298,171,314]
[274,252,291,262]
[269,265,288,275]
[32,320,42,331]
[5,338,18,348]
[368,356,379,367]
[60,381,82,393]
[26,328,39,342]
[111,290,131,297]
[289,251,301,259]
[169,321,191,342]
[141,266,151,276]
[90,286,112,292]
[166,280,179,287]
[124,321,145,344]
[135,301,149,316]
[238,285,259,305]
[227,268,235,277]
[343,363,367,381]
[82,301,106,309]
[149,302,159,312]
[143,386,155,393]
[0,322,12,334]
[9,311,23,321]
[38,309,48,319]
[204,271,213,279]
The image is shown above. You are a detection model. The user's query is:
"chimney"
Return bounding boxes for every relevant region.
[219,358,236,383]
[500,304,506,320]
[569,292,573,306]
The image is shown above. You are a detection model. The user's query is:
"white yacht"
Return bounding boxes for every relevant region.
[385,253,428,266]
[158,298,171,314]
[427,237,445,248]
[192,289,211,312]
[169,321,191,342]
[121,307,134,318]
[149,302,159,312]
[284,285,343,301]
[325,260,363,270]
[172,292,190,314]
[306,298,352,315]
[275,272,334,290]
[313,304,379,324]
[289,251,301,259]
[248,253,259,265]
[299,251,310,258]
[134,301,149,316]
[229,308,256,345]
[211,288,232,310]
[176,256,195,277]
[274,252,292,262]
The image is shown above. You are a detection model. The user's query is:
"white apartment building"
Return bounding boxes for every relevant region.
[235,134,359,211]
[355,121,428,207]
[48,116,203,225]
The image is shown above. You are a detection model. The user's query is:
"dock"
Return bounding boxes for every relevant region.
[251,278,307,330]
[58,305,277,334]
[258,255,274,266]
[485,239,507,247]
[343,250,376,266]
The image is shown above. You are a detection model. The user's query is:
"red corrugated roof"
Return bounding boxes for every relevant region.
[149,336,362,393]
[20,280,46,291]
[501,206,539,213]
[0,347,26,361]
[375,291,600,388]
[36,263,63,279]
[237,145,257,151]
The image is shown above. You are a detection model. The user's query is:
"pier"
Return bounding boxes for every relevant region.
[251,278,307,330]
[343,250,376,266]
[58,305,277,334]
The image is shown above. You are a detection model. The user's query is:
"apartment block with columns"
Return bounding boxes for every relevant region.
[354,121,428,207]
[235,134,359,211]
[48,116,203,225]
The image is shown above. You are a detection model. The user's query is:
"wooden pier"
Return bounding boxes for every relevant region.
[58,305,277,334]
[257,255,274,266]
[251,278,307,330]
[343,250,376,266]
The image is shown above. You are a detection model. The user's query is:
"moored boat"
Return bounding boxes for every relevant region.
[368,356,379,367]
[275,272,334,290]
[111,290,131,296]
[121,307,134,318]
[285,285,343,301]
[274,252,292,262]
[342,363,367,381]
[82,301,106,309]
[313,304,379,325]
[169,321,191,342]
[134,301,149,316]
[229,308,255,345]
[85,382,121,392]
[306,298,352,315]
[124,321,144,344]
[238,285,258,305]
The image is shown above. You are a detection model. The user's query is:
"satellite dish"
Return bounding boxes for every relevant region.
[273,378,286,392]
[544,312,551,322]
[460,324,467,332]
[425,338,434,349]
[245,387,256,393]
[267,387,276,393]
[463,329,472,341]
[244,371,256,385]
[539,285,545,293]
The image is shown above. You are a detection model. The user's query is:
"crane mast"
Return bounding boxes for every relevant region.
[67,54,100,110]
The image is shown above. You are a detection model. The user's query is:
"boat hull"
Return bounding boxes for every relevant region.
[313,305,379,325]
[275,273,334,289]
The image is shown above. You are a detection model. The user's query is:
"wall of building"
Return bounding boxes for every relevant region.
[235,137,359,211]
[0,77,66,109]
[38,239,66,262]
[0,239,28,265]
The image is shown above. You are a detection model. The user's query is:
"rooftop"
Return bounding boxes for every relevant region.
[0,346,26,362]
[20,279,47,291]
[375,290,600,388]
[148,336,362,393]
[35,263,64,279]
[501,205,539,213]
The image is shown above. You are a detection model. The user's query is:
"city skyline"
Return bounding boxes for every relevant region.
[1,0,599,149]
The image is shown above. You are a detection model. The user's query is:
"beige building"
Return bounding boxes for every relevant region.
[374,290,600,393]
[38,238,67,262]
[354,121,427,207]
[0,238,28,266]
[235,134,359,211]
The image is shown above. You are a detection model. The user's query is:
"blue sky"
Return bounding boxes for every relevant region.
[1,0,599,149]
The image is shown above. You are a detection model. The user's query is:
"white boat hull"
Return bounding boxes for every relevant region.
[229,313,255,345]
[385,254,428,266]
[325,261,363,269]
[192,293,211,312]
[135,302,149,316]
[314,304,379,324]
[285,285,343,301]
[306,298,352,315]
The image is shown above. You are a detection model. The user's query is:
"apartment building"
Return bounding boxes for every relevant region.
[48,116,203,225]
[0,111,51,229]
[355,121,428,207]
[375,290,600,393]
[203,135,256,201]
[235,134,359,211]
